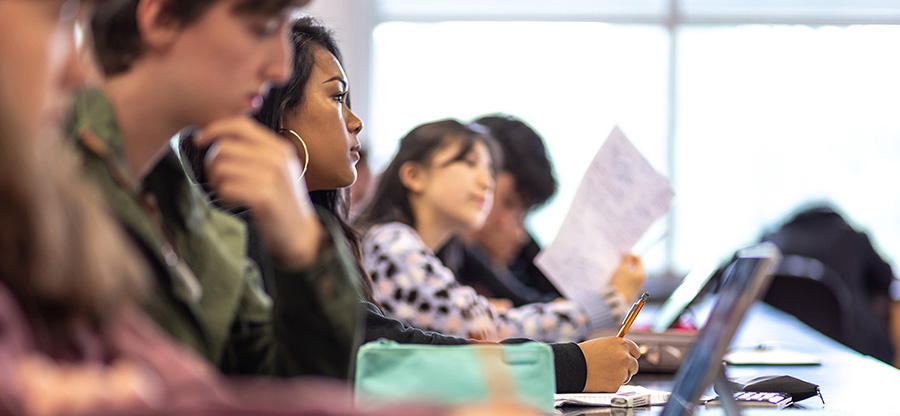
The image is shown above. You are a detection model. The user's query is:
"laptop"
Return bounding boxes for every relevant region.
[660,242,781,415]
[613,260,720,373]
[650,260,721,333]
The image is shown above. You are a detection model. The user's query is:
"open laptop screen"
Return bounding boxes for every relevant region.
[650,260,719,332]
[661,243,781,415]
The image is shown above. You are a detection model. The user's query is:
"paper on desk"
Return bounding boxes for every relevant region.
[535,127,674,300]
[554,385,671,407]
[724,347,823,366]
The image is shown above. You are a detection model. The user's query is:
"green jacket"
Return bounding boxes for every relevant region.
[67,89,364,378]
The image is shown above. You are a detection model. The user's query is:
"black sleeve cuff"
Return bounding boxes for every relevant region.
[549,342,588,393]
[363,302,469,346]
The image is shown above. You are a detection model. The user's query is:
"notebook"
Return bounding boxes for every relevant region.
[554,385,671,407]
[660,242,781,415]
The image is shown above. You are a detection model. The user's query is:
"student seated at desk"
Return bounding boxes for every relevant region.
[437,114,645,309]
[1,3,511,415]
[761,202,899,366]
[179,17,640,394]
[355,119,644,345]
[76,0,366,380]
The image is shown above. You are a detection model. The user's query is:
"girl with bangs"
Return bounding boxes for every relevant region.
[354,120,639,344]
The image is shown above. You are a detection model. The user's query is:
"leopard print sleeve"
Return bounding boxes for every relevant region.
[363,223,499,340]
[362,223,612,343]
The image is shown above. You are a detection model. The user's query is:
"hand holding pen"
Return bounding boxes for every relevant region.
[617,292,650,338]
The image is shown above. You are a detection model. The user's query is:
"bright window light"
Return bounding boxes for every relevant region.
[674,24,900,272]
[370,21,670,270]
[369,18,900,275]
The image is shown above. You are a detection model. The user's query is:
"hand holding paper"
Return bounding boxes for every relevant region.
[609,254,645,303]
[535,127,674,301]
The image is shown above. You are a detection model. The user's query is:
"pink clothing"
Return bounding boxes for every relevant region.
[0,283,443,416]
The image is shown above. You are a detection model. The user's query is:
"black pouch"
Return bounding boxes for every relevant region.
[717,375,823,403]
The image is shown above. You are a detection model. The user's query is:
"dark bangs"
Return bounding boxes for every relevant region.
[438,124,503,177]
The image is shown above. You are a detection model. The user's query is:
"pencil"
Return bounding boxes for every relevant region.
[617,292,649,337]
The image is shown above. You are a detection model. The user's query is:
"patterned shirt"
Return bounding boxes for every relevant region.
[362,222,627,343]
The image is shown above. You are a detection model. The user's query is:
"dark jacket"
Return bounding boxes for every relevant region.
[762,205,896,362]
[68,89,365,379]
[437,236,560,306]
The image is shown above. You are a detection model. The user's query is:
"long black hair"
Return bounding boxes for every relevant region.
[354,119,502,233]
[253,16,375,303]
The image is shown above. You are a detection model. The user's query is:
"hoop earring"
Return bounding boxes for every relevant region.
[280,128,309,180]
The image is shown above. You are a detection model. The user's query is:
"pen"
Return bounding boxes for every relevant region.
[617,291,649,337]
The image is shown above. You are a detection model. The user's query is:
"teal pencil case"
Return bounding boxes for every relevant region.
[354,339,555,412]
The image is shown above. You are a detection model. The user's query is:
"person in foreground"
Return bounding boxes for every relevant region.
[178,16,641,393]
[0,1,488,415]
[0,0,544,414]
[73,0,368,379]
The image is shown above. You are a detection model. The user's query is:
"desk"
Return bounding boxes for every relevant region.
[566,301,900,414]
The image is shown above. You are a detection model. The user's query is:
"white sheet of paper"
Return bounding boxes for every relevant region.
[554,385,672,407]
[535,127,674,300]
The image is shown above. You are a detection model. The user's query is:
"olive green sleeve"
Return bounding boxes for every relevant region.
[220,210,365,379]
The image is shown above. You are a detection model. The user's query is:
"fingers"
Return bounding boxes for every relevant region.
[203,140,296,187]
[623,339,640,384]
[626,355,639,384]
[190,116,322,266]
[194,116,276,148]
[579,337,643,392]
[625,338,641,359]
[195,116,303,211]
[487,298,513,312]
[612,254,647,302]
[620,253,644,272]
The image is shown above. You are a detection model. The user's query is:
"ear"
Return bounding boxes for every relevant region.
[399,161,428,194]
[136,0,181,52]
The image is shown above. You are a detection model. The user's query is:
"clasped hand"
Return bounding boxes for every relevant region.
[195,116,323,268]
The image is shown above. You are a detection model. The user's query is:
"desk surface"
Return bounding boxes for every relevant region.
[566,301,900,415]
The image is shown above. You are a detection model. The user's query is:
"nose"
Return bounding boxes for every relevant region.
[346,106,363,134]
[61,26,88,90]
[478,168,494,193]
[264,23,293,86]
[515,221,529,245]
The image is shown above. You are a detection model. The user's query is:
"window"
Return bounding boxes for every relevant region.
[367,1,900,276]
[674,24,900,271]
